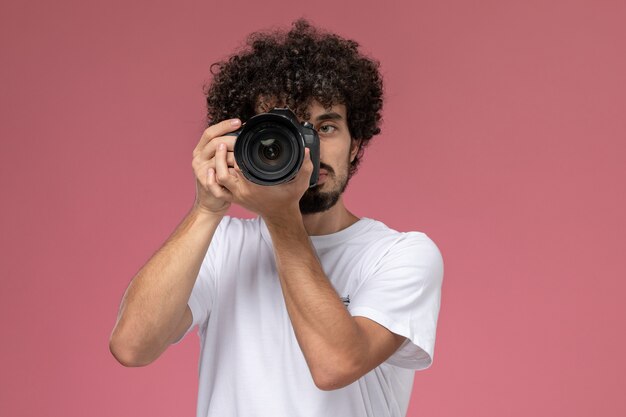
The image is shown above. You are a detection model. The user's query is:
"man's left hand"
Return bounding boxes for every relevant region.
[210,142,313,219]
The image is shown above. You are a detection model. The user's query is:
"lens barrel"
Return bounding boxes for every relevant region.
[233,109,320,187]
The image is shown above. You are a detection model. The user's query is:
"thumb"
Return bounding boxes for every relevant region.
[297,148,315,186]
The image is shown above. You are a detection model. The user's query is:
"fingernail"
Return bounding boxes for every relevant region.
[219,143,225,150]
[231,119,241,126]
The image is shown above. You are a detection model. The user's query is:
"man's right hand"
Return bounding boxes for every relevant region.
[192,118,242,215]
[111,126,238,366]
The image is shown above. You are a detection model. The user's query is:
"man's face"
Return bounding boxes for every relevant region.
[297,101,359,214]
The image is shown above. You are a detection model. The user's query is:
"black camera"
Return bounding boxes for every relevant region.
[229,108,320,187]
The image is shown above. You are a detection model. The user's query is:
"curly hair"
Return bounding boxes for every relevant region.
[204,19,383,177]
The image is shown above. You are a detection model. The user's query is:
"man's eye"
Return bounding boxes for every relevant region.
[318,125,336,134]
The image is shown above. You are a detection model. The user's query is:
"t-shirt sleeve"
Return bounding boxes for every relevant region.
[348,232,444,370]
[171,216,226,345]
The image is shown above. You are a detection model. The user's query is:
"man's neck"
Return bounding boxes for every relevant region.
[301,196,360,236]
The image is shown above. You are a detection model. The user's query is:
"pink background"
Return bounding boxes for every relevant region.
[1,0,625,416]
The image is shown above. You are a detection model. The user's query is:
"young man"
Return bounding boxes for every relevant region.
[110,20,443,417]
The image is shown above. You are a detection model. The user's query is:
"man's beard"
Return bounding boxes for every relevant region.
[299,162,349,215]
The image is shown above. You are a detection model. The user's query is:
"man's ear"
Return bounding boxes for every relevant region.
[350,138,362,162]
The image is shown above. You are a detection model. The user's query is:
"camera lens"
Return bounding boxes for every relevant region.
[234,109,318,186]
[247,126,296,175]
[258,138,282,164]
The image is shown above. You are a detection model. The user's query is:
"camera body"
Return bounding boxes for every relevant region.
[229,108,320,187]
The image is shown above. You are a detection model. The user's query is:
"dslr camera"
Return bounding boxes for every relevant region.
[229,108,320,187]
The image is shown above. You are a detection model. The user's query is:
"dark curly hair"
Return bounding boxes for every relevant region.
[204,19,384,177]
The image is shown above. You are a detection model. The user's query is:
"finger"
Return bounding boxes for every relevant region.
[215,143,237,188]
[303,148,312,167]
[199,136,237,161]
[234,157,242,173]
[194,118,241,153]
[300,148,314,175]
[206,167,232,201]
[206,152,236,170]
[294,148,314,186]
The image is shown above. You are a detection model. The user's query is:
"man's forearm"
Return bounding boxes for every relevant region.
[110,207,222,365]
[265,212,369,389]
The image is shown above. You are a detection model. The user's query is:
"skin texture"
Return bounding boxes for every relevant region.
[109,101,406,390]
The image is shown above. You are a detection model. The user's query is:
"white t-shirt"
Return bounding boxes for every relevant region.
[176,216,444,417]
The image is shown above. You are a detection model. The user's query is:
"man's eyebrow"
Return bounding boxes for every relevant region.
[314,112,343,122]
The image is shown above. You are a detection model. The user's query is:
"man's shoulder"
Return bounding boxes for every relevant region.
[358,217,434,245]
[303,216,436,259]
[357,218,443,266]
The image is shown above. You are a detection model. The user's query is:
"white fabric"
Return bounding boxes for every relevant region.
[175,216,444,417]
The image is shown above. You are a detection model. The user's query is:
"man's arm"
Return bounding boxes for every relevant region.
[265,212,406,390]
[109,119,241,367]
[211,144,406,389]
[109,208,221,366]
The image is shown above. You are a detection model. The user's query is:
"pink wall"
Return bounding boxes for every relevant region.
[1,0,625,416]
